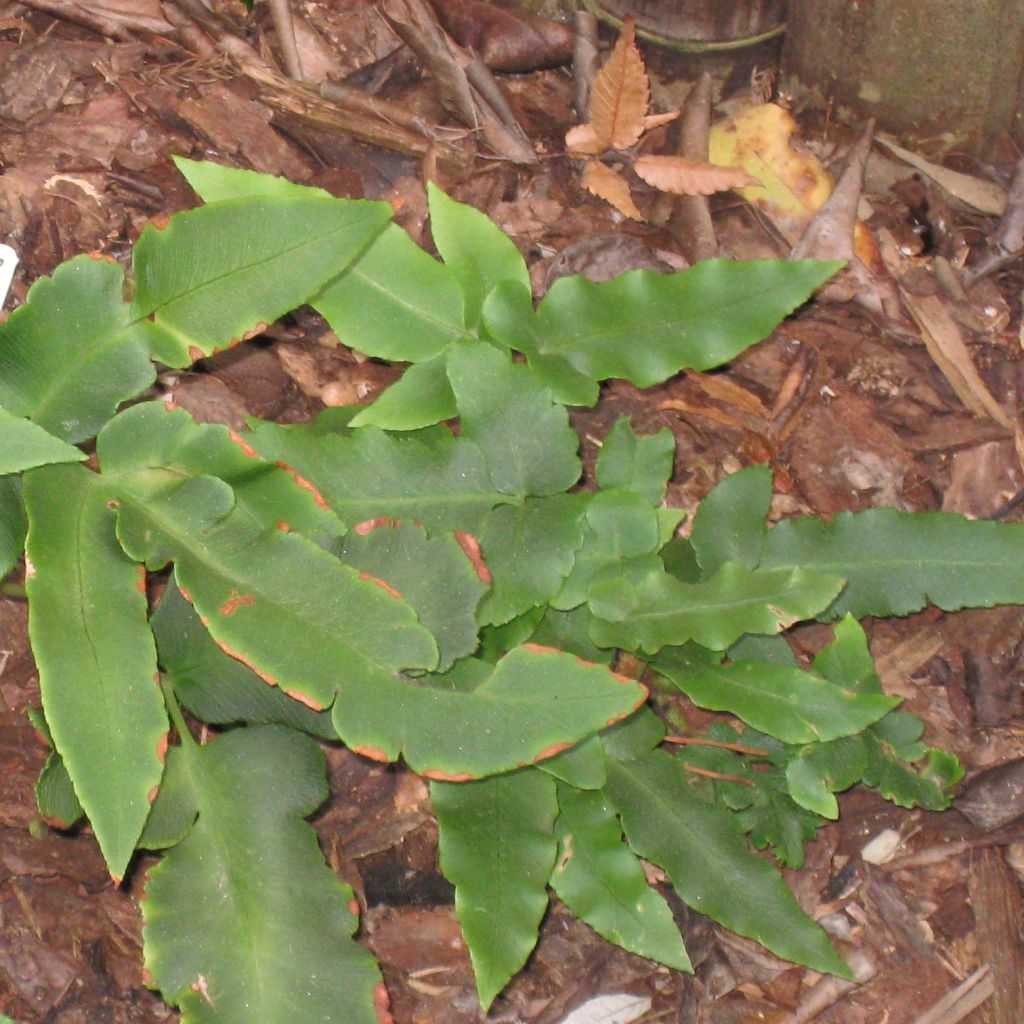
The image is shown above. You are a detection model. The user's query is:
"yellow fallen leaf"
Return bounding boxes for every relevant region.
[710,102,879,269]
[582,160,643,220]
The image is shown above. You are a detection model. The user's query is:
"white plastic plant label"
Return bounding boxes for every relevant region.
[0,244,17,309]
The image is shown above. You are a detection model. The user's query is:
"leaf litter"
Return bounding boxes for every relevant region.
[0,4,1023,1024]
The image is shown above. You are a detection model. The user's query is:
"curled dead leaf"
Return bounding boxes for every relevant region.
[582,160,643,221]
[634,155,759,196]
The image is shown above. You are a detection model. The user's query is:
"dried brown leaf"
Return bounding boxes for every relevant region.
[633,155,759,196]
[565,122,605,156]
[582,160,643,221]
[643,111,680,132]
[587,16,648,151]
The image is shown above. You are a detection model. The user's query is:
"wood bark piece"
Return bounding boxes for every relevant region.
[965,151,1024,283]
[214,34,465,167]
[16,0,173,39]
[956,759,1024,831]
[906,967,995,1024]
[268,0,303,81]
[877,228,1015,430]
[664,72,717,262]
[790,120,901,319]
[572,11,599,118]
[381,0,536,164]
[969,850,1024,1024]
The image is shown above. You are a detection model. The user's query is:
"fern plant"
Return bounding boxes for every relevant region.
[2,159,1019,1022]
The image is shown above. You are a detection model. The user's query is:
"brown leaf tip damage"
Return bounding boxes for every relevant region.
[274,460,332,509]
[227,429,262,461]
[374,982,396,1024]
[210,637,279,688]
[283,688,326,712]
[421,768,475,782]
[358,571,406,602]
[218,591,256,616]
[534,741,573,762]
[454,531,492,584]
[352,745,391,763]
[353,517,398,534]
[522,642,561,656]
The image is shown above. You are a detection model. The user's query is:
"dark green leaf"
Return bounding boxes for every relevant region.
[595,418,676,505]
[132,195,391,366]
[433,769,557,1008]
[690,465,772,573]
[153,581,334,738]
[338,519,486,672]
[654,644,897,744]
[0,406,85,474]
[427,182,530,329]
[761,509,1024,618]
[604,750,851,977]
[529,606,613,665]
[600,707,665,761]
[479,494,587,625]
[447,340,581,497]
[315,222,469,361]
[589,563,845,654]
[139,743,197,850]
[247,420,509,535]
[24,463,166,879]
[552,784,690,969]
[330,645,645,779]
[477,606,545,662]
[143,725,382,1023]
[538,737,607,789]
[0,476,25,579]
[29,708,85,829]
[0,255,154,442]
[533,260,842,388]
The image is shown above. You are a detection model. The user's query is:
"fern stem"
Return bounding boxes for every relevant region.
[680,763,755,787]
[161,679,197,749]
[664,734,770,758]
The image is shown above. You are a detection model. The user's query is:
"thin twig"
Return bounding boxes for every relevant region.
[664,735,770,757]
[572,10,599,119]
[15,0,150,39]
[965,150,1024,283]
[662,72,718,261]
[268,0,303,81]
